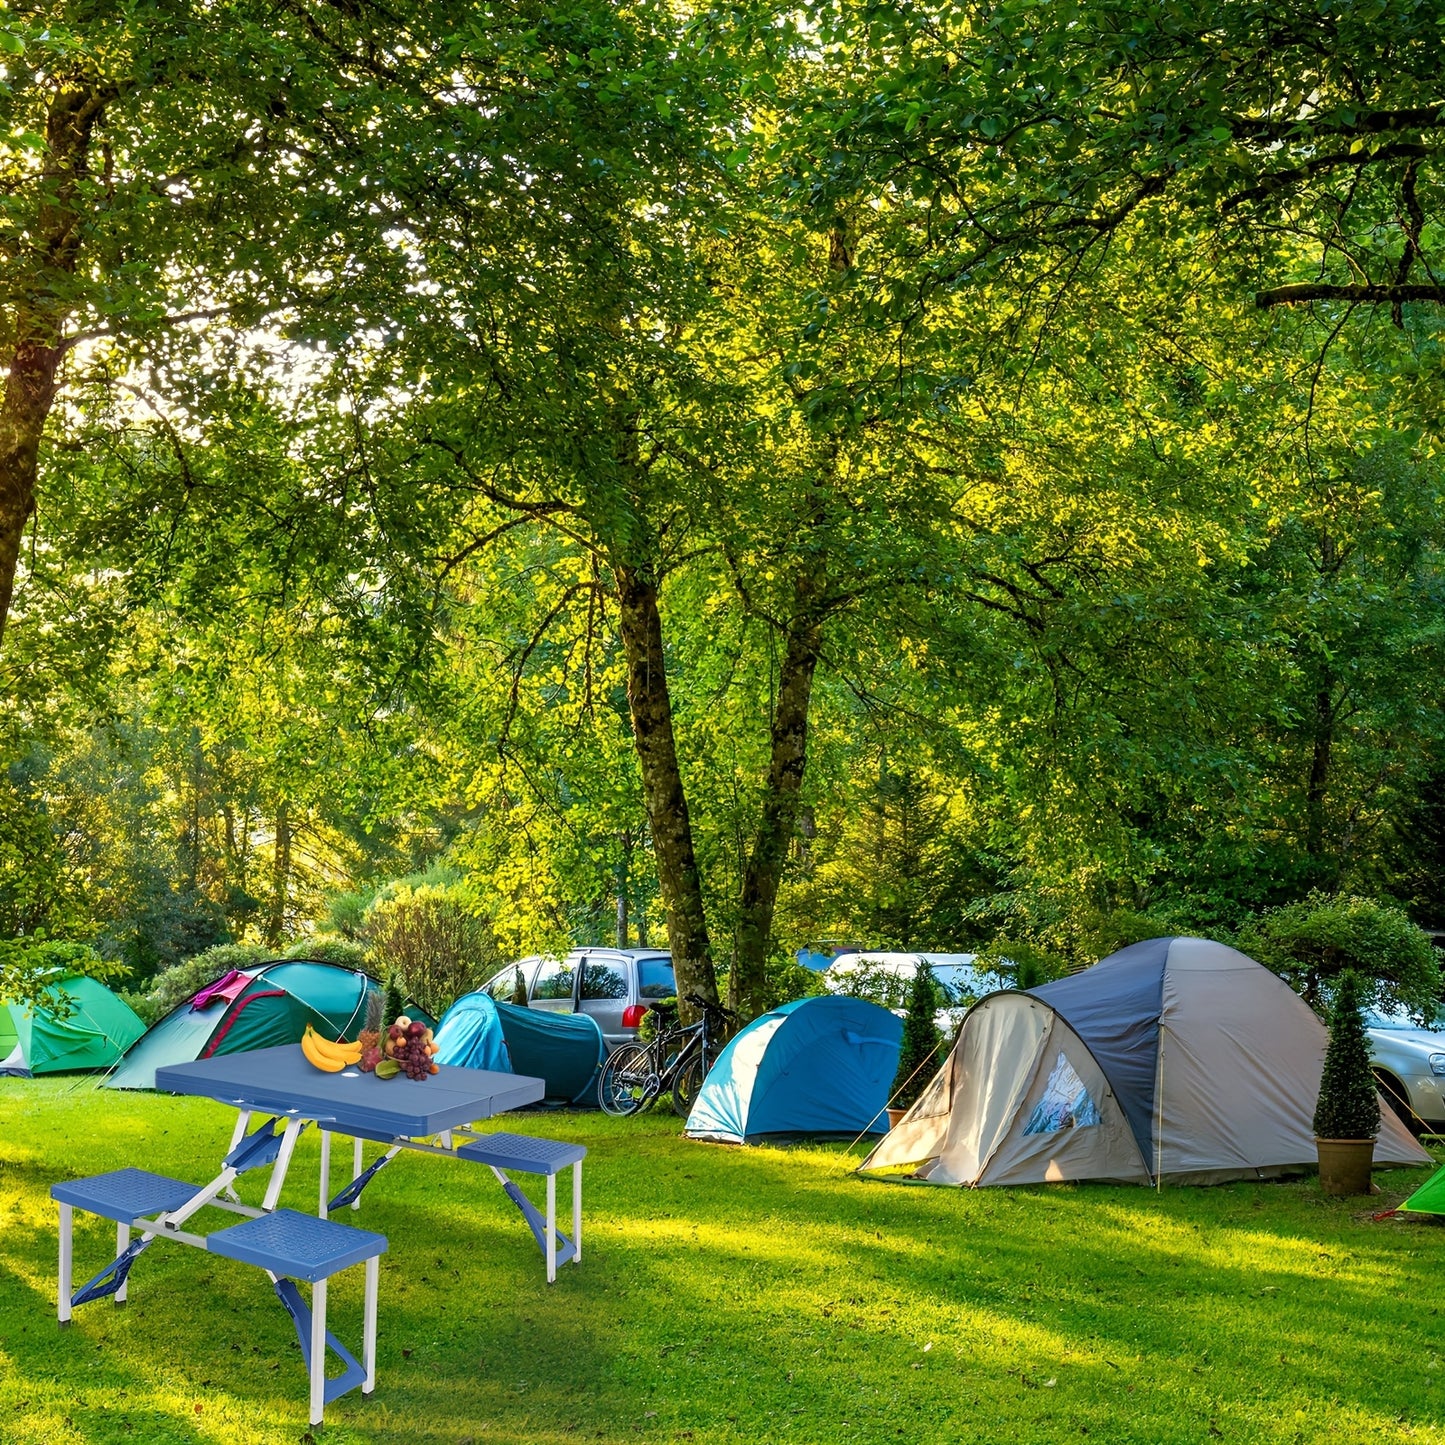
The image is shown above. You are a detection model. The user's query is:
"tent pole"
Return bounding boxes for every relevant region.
[1155,1032,1164,1191]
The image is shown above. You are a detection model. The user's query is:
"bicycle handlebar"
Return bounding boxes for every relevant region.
[684,992,736,1019]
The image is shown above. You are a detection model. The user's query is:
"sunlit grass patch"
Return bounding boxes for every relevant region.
[2,1079,1443,1444]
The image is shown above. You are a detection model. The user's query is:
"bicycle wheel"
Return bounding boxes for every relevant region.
[599,1043,654,1116]
[671,1053,705,1118]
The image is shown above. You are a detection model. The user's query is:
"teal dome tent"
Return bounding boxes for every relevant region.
[685,996,903,1144]
[107,960,377,1090]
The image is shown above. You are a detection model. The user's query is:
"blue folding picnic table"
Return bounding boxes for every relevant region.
[53,1048,554,1425]
[154,1045,550,1224]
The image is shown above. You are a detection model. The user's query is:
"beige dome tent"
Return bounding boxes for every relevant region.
[862,936,1429,1186]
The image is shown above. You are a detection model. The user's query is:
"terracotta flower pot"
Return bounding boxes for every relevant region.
[1316,1136,1375,1196]
[886,1107,908,1129]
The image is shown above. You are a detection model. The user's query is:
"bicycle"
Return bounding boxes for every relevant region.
[597,992,735,1118]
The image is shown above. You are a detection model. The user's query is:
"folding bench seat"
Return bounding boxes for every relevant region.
[206,1208,386,1426]
[51,1168,202,1315]
[457,1132,585,1283]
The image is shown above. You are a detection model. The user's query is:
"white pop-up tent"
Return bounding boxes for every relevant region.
[862,936,1429,1187]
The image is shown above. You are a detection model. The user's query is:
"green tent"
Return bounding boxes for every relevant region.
[108,959,378,1090]
[1398,1163,1445,1217]
[0,975,147,1076]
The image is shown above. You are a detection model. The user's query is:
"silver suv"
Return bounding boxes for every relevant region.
[1367,1008,1445,1135]
[478,948,676,1052]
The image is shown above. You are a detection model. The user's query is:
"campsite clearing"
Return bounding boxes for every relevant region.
[2,1081,1443,1445]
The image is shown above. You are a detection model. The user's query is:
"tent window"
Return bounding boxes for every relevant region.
[1023,1052,1100,1135]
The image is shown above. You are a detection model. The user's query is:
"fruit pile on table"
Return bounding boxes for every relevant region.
[301,1016,440,1079]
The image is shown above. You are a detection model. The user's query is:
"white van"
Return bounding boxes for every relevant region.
[822,951,1007,1037]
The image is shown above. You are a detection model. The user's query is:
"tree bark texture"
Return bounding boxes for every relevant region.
[266,801,292,946]
[613,561,719,1017]
[0,81,112,650]
[729,584,825,1020]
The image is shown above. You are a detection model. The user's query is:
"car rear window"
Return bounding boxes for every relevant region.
[637,958,676,999]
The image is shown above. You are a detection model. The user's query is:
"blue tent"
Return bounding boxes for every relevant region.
[685,995,903,1144]
[432,991,510,1073]
[432,993,604,1104]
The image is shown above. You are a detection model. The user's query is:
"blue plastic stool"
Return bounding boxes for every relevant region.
[207,1208,387,1426]
[458,1132,585,1282]
[51,1168,200,1316]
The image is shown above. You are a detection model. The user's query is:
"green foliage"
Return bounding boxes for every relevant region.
[977,938,1071,992]
[1238,894,1441,1018]
[1313,972,1382,1141]
[282,936,370,971]
[366,882,500,1019]
[123,943,271,1026]
[892,961,943,1111]
[638,997,678,1043]
[381,973,406,1031]
[0,937,123,1017]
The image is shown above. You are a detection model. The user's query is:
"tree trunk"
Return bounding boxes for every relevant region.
[730,588,825,1020]
[615,827,631,948]
[266,802,292,947]
[613,561,718,1016]
[1306,686,1333,858]
[0,81,112,650]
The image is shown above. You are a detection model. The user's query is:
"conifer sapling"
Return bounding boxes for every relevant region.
[1312,971,1381,1140]
[892,962,943,1112]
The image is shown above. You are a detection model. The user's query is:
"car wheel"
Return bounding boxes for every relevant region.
[1374,1069,1424,1137]
[599,1043,654,1116]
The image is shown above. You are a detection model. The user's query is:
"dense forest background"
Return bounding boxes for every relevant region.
[1,0,1442,1018]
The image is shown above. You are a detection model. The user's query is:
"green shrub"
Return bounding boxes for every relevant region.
[638,996,678,1043]
[1237,892,1441,1018]
[125,942,270,1025]
[284,935,370,971]
[366,882,499,1019]
[891,961,943,1112]
[1313,971,1381,1140]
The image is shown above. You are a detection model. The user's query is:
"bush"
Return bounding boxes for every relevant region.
[891,961,943,1112]
[124,942,270,1025]
[284,935,370,971]
[0,937,124,1018]
[1237,892,1441,1018]
[367,882,498,1019]
[1313,971,1381,1140]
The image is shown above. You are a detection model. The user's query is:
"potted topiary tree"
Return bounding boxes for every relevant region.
[1313,971,1381,1196]
[888,962,942,1128]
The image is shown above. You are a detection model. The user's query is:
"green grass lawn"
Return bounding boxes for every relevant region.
[2,1080,1444,1445]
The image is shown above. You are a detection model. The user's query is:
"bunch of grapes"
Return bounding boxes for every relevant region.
[382,1016,440,1080]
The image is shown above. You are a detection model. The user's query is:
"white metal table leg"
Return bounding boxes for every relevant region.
[546,1172,556,1284]
[363,1254,379,1396]
[573,1161,582,1264]
[57,1202,72,1324]
[261,1117,304,1213]
[319,1130,331,1219]
[115,1222,130,1303]
[352,1135,364,1211]
[309,1277,327,1427]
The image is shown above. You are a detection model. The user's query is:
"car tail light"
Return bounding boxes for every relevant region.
[622,1004,649,1029]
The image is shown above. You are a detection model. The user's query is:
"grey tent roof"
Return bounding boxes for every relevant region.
[1029,937,1172,1165]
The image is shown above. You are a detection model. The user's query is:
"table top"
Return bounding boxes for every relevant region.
[156,1046,546,1136]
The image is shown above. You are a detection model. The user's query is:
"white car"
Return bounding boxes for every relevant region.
[822,951,1007,1038]
[1366,1008,1445,1135]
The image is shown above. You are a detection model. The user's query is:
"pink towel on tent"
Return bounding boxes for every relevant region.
[190,970,254,1010]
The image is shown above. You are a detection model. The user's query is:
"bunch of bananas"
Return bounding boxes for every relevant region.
[300,1025,364,1073]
